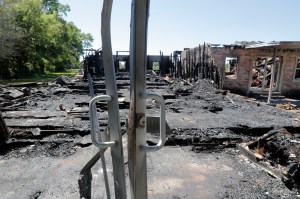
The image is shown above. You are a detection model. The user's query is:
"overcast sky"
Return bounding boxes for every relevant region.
[59,0,300,55]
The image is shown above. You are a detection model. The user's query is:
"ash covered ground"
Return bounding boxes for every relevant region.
[0,74,300,198]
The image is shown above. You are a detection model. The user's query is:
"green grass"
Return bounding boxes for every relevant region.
[0,69,79,86]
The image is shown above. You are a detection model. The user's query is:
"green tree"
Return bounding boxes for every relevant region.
[0,0,22,59]
[0,0,26,78]
[42,0,70,16]
[0,0,94,78]
[82,32,94,49]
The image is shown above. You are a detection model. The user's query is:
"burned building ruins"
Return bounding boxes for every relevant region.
[83,41,300,100]
[1,41,300,198]
[83,49,172,78]
[179,41,300,99]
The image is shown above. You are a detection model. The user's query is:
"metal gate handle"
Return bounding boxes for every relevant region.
[89,95,115,148]
[140,93,166,152]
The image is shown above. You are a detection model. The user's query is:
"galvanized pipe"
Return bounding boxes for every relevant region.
[128,0,150,198]
[101,0,127,198]
[87,72,111,199]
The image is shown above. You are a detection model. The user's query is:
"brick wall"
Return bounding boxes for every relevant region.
[211,47,300,98]
[280,52,300,98]
[211,47,252,95]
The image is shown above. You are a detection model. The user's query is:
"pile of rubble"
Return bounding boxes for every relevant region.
[251,57,280,88]
[277,102,300,112]
[239,128,300,190]
[0,73,300,197]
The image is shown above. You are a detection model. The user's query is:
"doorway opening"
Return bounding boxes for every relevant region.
[251,56,281,92]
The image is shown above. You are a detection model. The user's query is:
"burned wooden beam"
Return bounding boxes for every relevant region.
[5,89,24,100]
[0,111,9,145]
[3,110,68,119]
[5,117,84,129]
[8,82,38,87]
[9,128,87,139]
[239,127,300,189]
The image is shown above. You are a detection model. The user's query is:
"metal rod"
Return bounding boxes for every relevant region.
[100,128,112,199]
[101,0,127,198]
[86,73,111,199]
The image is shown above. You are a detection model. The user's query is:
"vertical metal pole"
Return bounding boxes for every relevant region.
[128,0,149,198]
[267,48,277,104]
[101,1,127,198]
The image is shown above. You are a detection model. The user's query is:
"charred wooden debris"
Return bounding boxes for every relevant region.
[1,45,300,192]
[173,43,221,88]
[81,48,173,80]
[239,128,300,190]
[0,74,172,157]
[81,44,221,89]
[0,111,9,145]
[83,48,104,79]
[252,57,281,89]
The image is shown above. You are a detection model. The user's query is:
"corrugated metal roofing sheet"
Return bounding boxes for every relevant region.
[245,41,300,49]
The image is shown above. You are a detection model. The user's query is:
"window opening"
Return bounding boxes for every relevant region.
[225,57,237,79]
[294,57,300,80]
[119,61,126,71]
[152,62,160,71]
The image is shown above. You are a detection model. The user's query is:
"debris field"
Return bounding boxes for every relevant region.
[0,73,300,198]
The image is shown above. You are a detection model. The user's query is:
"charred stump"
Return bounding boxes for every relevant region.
[0,111,9,145]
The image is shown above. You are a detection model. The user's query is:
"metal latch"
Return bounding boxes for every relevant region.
[139,92,166,152]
